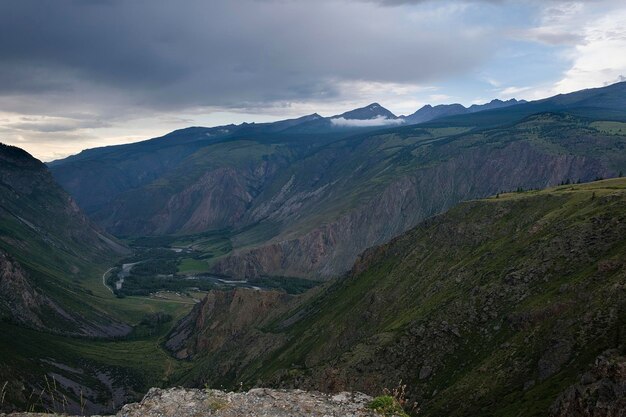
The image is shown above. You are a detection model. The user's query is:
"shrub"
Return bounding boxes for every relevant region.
[368,395,409,417]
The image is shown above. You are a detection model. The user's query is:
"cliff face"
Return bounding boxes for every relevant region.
[0,250,69,331]
[0,250,130,337]
[166,287,297,383]
[213,139,611,279]
[95,157,284,236]
[168,179,626,417]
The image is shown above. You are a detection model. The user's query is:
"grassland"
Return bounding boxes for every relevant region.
[178,258,211,274]
[590,120,626,135]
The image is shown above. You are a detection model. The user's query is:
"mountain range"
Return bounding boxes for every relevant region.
[50,81,626,281]
[1,81,626,416]
[401,98,525,124]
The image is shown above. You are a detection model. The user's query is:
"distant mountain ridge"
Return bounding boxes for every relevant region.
[424,81,626,128]
[401,98,526,124]
[46,97,520,168]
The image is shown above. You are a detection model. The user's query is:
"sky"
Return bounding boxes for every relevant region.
[1,0,625,161]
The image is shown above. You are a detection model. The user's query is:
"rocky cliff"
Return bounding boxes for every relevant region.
[213,137,612,279]
[165,287,300,383]
[550,349,626,417]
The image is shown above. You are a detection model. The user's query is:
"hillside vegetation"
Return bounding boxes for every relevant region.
[168,178,626,417]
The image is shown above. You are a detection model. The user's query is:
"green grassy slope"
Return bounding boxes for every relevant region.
[0,299,193,414]
[173,178,626,417]
[0,144,197,414]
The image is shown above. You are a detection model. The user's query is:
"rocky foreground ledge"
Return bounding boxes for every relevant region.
[3,388,393,417]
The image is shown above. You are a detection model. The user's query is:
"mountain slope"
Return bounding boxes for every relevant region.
[0,143,130,335]
[0,143,164,413]
[168,178,626,417]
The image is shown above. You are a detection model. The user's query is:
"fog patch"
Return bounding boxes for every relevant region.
[330,115,405,127]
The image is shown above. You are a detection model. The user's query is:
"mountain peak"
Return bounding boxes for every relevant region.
[334,103,397,120]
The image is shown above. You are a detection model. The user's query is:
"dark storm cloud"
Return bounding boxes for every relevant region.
[0,0,494,117]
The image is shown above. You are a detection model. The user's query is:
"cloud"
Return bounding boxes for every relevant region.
[498,86,532,97]
[494,0,626,101]
[611,75,626,84]
[512,27,582,46]
[551,7,626,93]
[429,94,454,103]
[0,0,493,114]
[361,0,500,5]
[5,116,110,133]
[330,115,405,127]
[0,0,500,160]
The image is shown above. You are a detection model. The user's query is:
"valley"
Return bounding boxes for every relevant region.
[4,1,626,416]
[102,232,319,298]
[1,82,626,416]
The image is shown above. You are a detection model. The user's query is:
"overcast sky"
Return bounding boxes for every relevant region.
[1,0,625,161]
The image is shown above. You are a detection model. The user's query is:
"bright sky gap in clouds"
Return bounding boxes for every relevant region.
[0,0,625,161]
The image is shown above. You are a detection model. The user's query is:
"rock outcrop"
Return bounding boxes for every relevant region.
[120,388,384,417]
[166,288,296,363]
[550,350,626,417]
[2,388,388,417]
